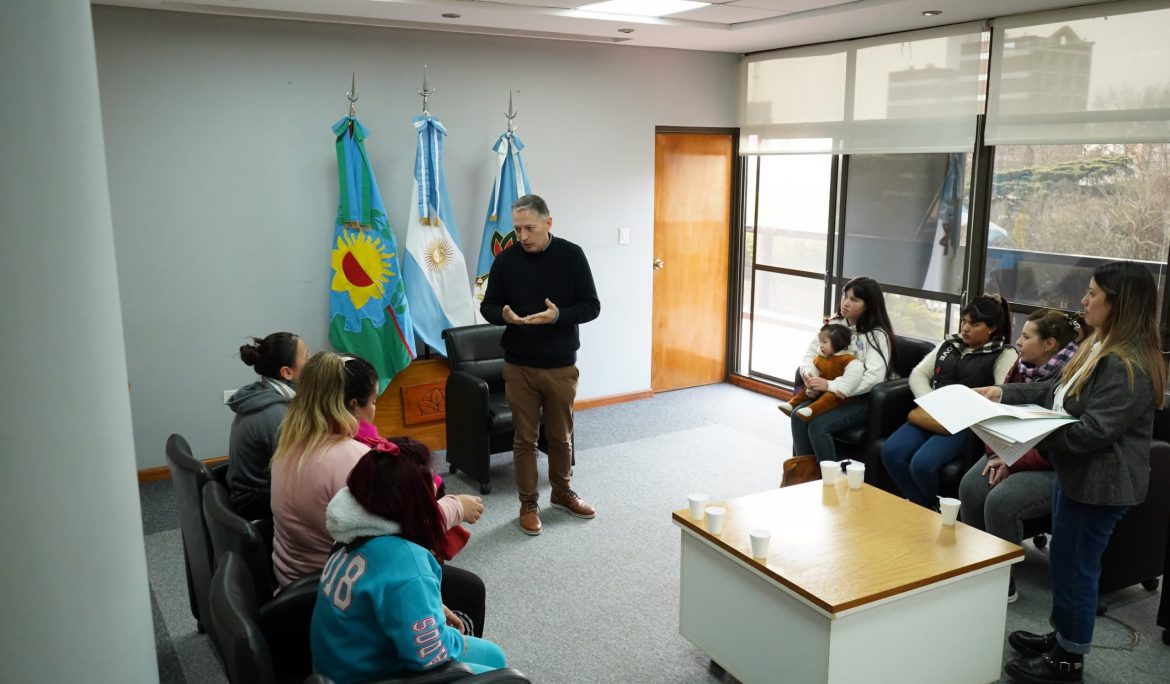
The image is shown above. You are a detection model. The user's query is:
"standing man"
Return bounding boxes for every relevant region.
[480,194,600,535]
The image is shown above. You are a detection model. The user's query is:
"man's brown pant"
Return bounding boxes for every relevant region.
[503,362,578,504]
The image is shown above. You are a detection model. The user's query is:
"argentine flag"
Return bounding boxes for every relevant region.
[474,131,530,323]
[402,114,475,355]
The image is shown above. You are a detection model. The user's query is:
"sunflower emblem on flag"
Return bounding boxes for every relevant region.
[330,223,408,332]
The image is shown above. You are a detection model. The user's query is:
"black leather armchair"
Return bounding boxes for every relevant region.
[1098,408,1170,599]
[204,480,318,679]
[442,324,564,494]
[209,553,532,684]
[166,433,229,634]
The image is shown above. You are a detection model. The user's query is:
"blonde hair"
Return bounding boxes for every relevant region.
[272,351,359,469]
[1059,262,1166,407]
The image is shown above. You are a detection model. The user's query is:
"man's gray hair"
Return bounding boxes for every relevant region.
[512,194,550,218]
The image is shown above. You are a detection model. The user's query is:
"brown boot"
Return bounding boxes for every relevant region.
[781,455,820,487]
[550,489,596,519]
[519,501,542,536]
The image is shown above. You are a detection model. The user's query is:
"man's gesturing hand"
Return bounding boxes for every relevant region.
[524,299,559,325]
[502,305,525,325]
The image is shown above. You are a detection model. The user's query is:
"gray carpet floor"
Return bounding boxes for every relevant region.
[141,383,1169,682]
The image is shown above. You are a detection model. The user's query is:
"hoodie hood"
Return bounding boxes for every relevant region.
[226,378,293,416]
[326,487,401,543]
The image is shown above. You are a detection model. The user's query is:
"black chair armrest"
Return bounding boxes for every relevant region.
[260,576,319,679]
[209,460,230,486]
[464,668,532,683]
[371,662,475,683]
[863,379,914,450]
[446,371,492,419]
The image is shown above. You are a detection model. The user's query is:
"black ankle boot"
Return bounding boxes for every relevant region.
[1004,645,1084,684]
[1008,630,1057,658]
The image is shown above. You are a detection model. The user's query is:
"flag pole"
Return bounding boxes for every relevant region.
[506,90,517,134]
[346,71,358,116]
[417,65,434,116]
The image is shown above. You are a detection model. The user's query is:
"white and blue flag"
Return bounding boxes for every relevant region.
[402,114,475,354]
[473,131,530,322]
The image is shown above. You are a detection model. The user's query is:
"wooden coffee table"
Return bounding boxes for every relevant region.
[672,481,1024,684]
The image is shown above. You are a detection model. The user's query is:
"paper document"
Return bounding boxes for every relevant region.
[914,385,1078,466]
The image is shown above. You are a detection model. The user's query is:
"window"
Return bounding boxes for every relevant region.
[842,153,970,298]
[986,143,1170,310]
[737,155,834,379]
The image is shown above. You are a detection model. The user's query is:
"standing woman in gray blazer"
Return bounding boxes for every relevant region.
[977,261,1166,684]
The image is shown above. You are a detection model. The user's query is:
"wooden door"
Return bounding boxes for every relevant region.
[651,132,732,392]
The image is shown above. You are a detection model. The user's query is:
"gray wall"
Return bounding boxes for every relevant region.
[1,2,156,679]
[92,7,739,467]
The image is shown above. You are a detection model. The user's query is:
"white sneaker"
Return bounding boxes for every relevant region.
[796,407,813,418]
[777,402,794,415]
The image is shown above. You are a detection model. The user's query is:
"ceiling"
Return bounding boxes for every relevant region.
[96,0,1118,53]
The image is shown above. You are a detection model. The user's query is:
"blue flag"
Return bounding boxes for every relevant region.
[328,116,415,392]
[402,114,476,355]
[474,132,530,321]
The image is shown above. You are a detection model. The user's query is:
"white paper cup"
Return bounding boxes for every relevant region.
[705,506,727,534]
[846,462,866,489]
[820,460,839,485]
[688,493,708,520]
[939,497,960,525]
[749,529,771,558]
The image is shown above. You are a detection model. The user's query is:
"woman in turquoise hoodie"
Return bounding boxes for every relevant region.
[310,442,507,683]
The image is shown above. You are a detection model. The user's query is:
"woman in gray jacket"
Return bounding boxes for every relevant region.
[227,332,309,519]
[977,261,1165,684]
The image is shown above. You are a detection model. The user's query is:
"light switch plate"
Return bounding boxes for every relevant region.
[618,227,630,245]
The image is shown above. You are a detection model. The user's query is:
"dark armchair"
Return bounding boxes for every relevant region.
[203,480,318,679]
[209,552,533,684]
[443,324,564,494]
[166,433,229,634]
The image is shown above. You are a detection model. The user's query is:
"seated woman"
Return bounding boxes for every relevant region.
[226,332,309,520]
[270,353,486,632]
[881,294,1018,509]
[958,309,1087,603]
[789,277,898,472]
[311,445,507,683]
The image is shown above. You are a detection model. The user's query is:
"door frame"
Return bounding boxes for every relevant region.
[653,126,743,383]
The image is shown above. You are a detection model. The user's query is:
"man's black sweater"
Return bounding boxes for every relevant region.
[480,235,600,368]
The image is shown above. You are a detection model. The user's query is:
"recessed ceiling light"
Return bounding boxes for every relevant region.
[578,1,709,18]
[618,28,635,33]
[442,13,461,19]
[922,10,942,17]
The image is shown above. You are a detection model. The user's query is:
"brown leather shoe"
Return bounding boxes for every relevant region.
[550,489,596,519]
[519,502,542,536]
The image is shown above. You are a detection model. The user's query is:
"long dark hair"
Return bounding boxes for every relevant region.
[239,332,299,380]
[839,276,898,378]
[1060,261,1166,406]
[346,437,445,553]
[341,355,379,412]
[962,294,1012,342]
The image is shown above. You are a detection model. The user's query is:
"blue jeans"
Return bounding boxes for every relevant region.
[880,422,970,508]
[1049,481,1128,654]
[462,636,507,673]
[790,396,870,462]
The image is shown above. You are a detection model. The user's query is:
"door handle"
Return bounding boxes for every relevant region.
[653,258,665,270]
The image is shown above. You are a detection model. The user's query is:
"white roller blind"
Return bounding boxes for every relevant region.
[741,22,986,155]
[986,0,1170,145]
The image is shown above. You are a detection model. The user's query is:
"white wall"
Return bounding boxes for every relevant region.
[92,7,739,467]
[0,2,156,679]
